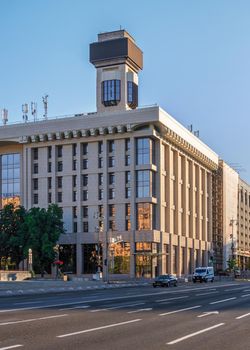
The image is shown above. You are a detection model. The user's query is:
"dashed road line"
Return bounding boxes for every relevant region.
[57,319,142,338]
[195,291,219,296]
[209,297,236,305]
[90,302,145,312]
[0,346,23,350]
[166,323,225,345]
[156,296,189,302]
[0,314,68,326]
[127,308,152,314]
[236,312,250,319]
[159,305,201,316]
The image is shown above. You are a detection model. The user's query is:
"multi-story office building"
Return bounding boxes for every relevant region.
[0,30,221,278]
[237,178,250,269]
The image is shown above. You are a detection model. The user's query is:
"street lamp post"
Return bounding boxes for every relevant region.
[230,218,237,261]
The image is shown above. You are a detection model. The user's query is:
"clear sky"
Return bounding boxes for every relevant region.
[0,0,250,182]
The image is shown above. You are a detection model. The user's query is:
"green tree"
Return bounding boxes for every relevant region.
[227,258,237,271]
[26,204,64,275]
[0,204,27,269]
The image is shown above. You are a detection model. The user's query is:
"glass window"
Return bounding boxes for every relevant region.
[72,144,77,157]
[33,163,38,174]
[136,170,150,198]
[48,192,52,204]
[57,176,63,188]
[98,141,103,154]
[125,187,131,199]
[73,159,77,171]
[136,203,153,230]
[48,146,52,159]
[1,153,21,205]
[83,221,89,233]
[82,206,88,218]
[82,143,88,155]
[126,203,131,216]
[127,81,138,109]
[125,139,131,152]
[136,138,150,165]
[72,191,77,202]
[126,219,131,231]
[109,204,115,217]
[125,155,130,166]
[33,178,38,190]
[83,190,88,201]
[48,178,52,190]
[109,188,115,200]
[82,159,88,170]
[33,193,38,204]
[99,189,103,200]
[99,173,103,186]
[102,80,121,107]
[72,175,77,187]
[125,171,131,184]
[73,222,78,233]
[82,175,88,187]
[48,162,52,173]
[73,206,77,218]
[57,145,63,158]
[109,156,115,168]
[98,157,103,168]
[109,173,115,185]
[108,140,115,153]
[58,192,62,203]
[33,148,38,160]
[57,161,63,172]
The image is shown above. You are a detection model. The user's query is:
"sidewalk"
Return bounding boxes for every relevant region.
[0,279,150,297]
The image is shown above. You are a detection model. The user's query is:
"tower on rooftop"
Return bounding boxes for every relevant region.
[89,29,143,113]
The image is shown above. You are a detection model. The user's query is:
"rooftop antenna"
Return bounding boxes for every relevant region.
[194,130,200,138]
[42,94,48,119]
[188,124,193,132]
[31,102,37,121]
[22,103,29,122]
[1,109,8,125]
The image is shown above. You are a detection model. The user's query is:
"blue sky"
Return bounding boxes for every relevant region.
[0,0,250,182]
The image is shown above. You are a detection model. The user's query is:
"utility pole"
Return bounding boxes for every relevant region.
[230,218,237,260]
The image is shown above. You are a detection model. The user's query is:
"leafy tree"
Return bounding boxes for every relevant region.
[227,258,237,271]
[26,204,64,275]
[0,204,27,269]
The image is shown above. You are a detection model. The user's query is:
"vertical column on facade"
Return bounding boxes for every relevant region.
[170,148,175,235]
[198,167,202,242]
[173,150,179,236]
[51,145,56,203]
[177,236,182,276]
[27,147,32,209]
[176,152,182,276]
[158,140,165,276]
[22,146,28,208]
[102,139,109,280]
[207,172,213,243]
[169,233,173,274]
[165,144,171,234]
[76,141,83,275]
[185,157,190,238]
[181,155,186,238]
[190,161,195,240]
[184,240,188,275]
[130,136,136,278]
[203,170,208,243]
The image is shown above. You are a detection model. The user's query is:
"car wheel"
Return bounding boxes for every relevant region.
[211,278,214,283]
[153,285,156,288]
[193,280,196,283]
[174,282,177,287]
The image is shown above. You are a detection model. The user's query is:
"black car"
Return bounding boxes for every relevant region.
[153,274,178,288]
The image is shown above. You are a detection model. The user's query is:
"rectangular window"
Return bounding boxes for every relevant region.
[125,187,131,199]
[109,220,116,231]
[98,141,103,154]
[48,162,52,173]
[73,159,77,171]
[48,192,52,204]
[125,171,131,184]
[57,192,62,203]
[72,144,77,157]
[126,219,131,231]
[126,203,131,216]
[99,189,103,200]
[125,154,130,166]
[33,148,38,160]
[136,170,150,198]
[73,175,77,187]
[48,146,52,159]
[136,203,153,230]
[73,190,77,202]
[57,161,63,172]
[82,206,88,218]
[83,221,89,233]
[136,138,154,165]
[83,190,88,201]
[82,143,88,155]
[82,159,88,170]
[82,174,88,187]
[57,176,63,188]
[109,173,115,185]
[108,140,115,153]
[125,139,131,151]
[73,206,77,219]
[33,178,38,190]
[48,177,52,190]
[98,173,103,186]
[109,204,115,217]
[57,145,63,158]
[99,205,104,217]
[33,163,38,174]
[73,221,78,233]
[98,157,103,169]
[109,188,115,200]
[109,156,115,167]
[33,193,38,204]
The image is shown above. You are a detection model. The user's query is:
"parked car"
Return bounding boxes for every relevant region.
[192,267,214,283]
[153,274,178,288]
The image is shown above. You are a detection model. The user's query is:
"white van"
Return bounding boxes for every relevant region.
[192,267,214,283]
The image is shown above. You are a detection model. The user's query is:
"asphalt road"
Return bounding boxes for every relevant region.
[0,281,249,350]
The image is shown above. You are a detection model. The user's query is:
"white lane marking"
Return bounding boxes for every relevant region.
[224,288,245,292]
[241,294,250,298]
[159,305,201,316]
[90,302,145,312]
[156,296,189,302]
[197,311,219,318]
[195,291,218,296]
[14,301,44,305]
[0,346,23,350]
[57,319,142,338]
[166,323,225,345]
[210,297,236,305]
[127,308,152,314]
[59,306,90,311]
[236,312,250,319]
[0,314,68,326]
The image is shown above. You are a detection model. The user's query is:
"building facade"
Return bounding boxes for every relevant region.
[0,30,229,278]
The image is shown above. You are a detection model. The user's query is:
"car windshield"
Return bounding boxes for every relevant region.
[195,269,206,273]
[158,275,169,279]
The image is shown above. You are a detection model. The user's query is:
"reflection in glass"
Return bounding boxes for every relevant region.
[108,242,130,274]
[137,203,152,230]
[1,153,20,207]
